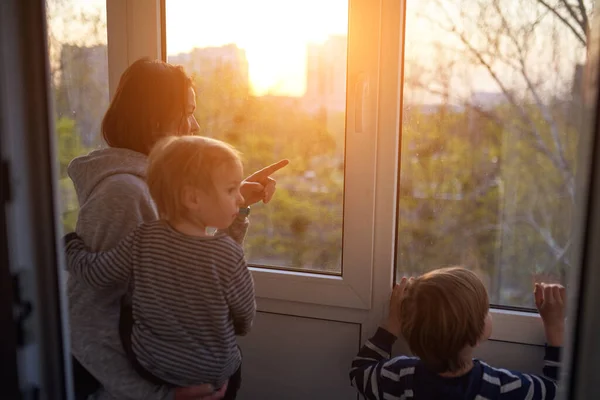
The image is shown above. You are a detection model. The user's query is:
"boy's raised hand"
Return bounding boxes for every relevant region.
[240,159,289,206]
[534,283,566,347]
[384,277,411,337]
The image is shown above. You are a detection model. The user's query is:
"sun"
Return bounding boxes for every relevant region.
[165,0,348,97]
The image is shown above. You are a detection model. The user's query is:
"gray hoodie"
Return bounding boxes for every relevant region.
[67,147,169,400]
[67,147,248,400]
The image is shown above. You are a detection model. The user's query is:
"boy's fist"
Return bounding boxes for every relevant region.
[534,283,566,347]
[384,277,411,337]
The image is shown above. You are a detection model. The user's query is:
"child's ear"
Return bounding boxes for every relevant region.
[181,185,202,211]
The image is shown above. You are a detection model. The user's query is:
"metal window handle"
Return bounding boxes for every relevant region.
[354,73,368,133]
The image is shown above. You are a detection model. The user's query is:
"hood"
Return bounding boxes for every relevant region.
[68,147,148,205]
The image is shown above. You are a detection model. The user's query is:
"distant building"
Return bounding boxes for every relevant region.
[303,35,348,114]
[169,44,249,87]
[57,44,109,146]
[470,91,508,110]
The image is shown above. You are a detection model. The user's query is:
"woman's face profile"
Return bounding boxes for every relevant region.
[162,86,200,136]
[179,87,200,135]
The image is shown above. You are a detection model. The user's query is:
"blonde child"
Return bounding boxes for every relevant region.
[64,136,256,399]
[350,267,565,399]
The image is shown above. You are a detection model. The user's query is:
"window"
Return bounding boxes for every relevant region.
[44,0,384,310]
[165,0,348,274]
[397,0,593,309]
[46,0,109,233]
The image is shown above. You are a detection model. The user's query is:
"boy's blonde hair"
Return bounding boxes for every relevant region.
[147,135,242,221]
[399,267,489,373]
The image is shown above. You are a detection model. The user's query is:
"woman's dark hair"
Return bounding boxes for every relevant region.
[101,58,193,155]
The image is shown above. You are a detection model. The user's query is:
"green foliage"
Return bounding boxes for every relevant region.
[56,117,84,178]
[52,50,579,306]
[192,64,343,272]
[397,102,578,307]
[190,61,578,299]
[397,108,502,286]
[55,116,89,233]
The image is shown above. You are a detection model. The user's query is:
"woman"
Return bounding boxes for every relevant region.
[67,58,287,400]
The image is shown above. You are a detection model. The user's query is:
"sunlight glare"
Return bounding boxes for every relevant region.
[166,0,348,96]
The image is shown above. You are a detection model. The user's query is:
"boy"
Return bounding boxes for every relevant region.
[64,136,256,399]
[350,267,565,399]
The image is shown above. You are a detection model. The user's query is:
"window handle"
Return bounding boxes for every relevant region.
[354,73,368,134]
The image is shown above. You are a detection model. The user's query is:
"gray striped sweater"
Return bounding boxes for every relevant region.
[64,220,256,388]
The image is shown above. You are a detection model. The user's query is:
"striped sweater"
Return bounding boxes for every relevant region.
[350,328,560,400]
[64,220,256,388]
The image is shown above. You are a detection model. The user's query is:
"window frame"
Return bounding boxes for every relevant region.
[107,0,556,345]
[154,0,388,310]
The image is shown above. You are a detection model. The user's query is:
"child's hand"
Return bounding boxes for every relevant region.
[384,277,411,337]
[534,283,566,347]
[240,160,289,206]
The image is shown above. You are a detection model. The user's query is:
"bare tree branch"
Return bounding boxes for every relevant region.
[491,1,572,192]
[560,0,584,28]
[577,0,590,39]
[404,74,572,183]
[403,0,588,281]
[536,0,587,45]
[424,3,571,182]
[522,212,572,266]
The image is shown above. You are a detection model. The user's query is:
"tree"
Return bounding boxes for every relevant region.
[398,106,502,290]
[47,0,108,147]
[55,117,90,232]
[191,64,343,272]
[399,0,593,305]
[46,0,107,232]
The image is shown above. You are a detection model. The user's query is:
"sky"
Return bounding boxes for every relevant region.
[165,0,348,96]
[47,0,586,100]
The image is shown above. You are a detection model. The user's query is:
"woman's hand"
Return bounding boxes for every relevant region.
[174,381,228,400]
[240,160,289,206]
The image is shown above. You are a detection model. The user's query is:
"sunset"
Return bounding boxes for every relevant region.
[165,0,348,96]
[4,0,598,397]
[47,0,581,100]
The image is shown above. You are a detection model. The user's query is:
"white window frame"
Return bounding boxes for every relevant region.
[245,0,385,310]
[105,0,550,345]
[106,0,162,99]
[108,0,388,311]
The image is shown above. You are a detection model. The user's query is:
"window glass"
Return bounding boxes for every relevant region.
[166,0,348,273]
[46,0,109,232]
[398,0,594,308]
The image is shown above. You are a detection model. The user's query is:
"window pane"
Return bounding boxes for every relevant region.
[166,0,348,274]
[397,0,593,308]
[46,0,109,233]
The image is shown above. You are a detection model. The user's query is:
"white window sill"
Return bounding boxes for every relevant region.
[489,308,546,346]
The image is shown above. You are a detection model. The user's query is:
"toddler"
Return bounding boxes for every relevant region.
[64,136,256,399]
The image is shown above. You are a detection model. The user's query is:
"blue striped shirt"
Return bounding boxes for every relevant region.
[350,328,560,399]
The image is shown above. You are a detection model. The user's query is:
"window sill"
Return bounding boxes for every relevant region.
[249,266,371,310]
[489,308,546,346]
